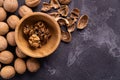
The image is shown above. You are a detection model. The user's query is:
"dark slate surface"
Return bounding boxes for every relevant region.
[1,0,120,80]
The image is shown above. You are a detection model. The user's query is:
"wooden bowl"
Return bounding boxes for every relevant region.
[15,12,61,58]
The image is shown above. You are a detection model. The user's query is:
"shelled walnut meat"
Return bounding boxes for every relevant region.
[23,21,51,48]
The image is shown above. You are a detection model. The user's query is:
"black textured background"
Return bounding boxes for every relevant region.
[1,0,120,80]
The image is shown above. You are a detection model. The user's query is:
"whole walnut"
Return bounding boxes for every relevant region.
[25,0,41,7]
[0,7,7,21]
[26,58,40,72]
[0,0,3,6]
[58,0,71,5]
[3,0,18,12]
[0,36,7,51]
[14,58,26,74]
[0,22,9,36]
[18,5,33,17]
[0,50,14,64]
[15,47,27,58]
[6,31,16,46]
[0,66,15,79]
[7,15,20,29]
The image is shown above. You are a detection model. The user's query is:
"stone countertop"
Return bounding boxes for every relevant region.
[2,0,120,80]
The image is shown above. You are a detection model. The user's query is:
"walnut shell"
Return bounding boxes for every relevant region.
[3,0,18,12]
[70,8,80,19]
[14,58,26,74]
[0,7,7,21]
[15,47,27,58]
[0,36,7,51]
[0,0,3,6]
[6,31,16,46]
[67,17,77,27]
[25,0,41,7]
[58,0,71,5]
[0,50,14,64]
[67,23,76,33]
[50,0,60,9]
[57,17,69,26]
[26,58,40,72]
[77,15,89,29]
[49,12,60,18]
[41,2,52,12]
[7,15,20,29]
[0,22,9,36]
[18,5,33,17]
[0,66,15,79]
[58,5,69,17]
[61,30,71,42]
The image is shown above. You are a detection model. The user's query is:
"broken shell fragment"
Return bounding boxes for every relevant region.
[49,12,60,18]
[70,8,80,19]
[67,23,76,33]
[50,0,60,9]
[77,15,89,29]
[58,5,69,17]
[56,17,69,26]
[41,2,52,12]
[67,17,77,27]
[58,0,71,5]
[61,30,71,42]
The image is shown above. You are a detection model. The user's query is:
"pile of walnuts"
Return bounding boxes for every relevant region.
[23,21,51,48]
[0,0,88,79]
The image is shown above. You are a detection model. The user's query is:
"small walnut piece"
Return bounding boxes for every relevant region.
[25,0,41,7]
[0,0,3,6]
[41,2,52,12]
[0,7,7,21]
[0,66,15,79]
[18,5,33,17]
[0,22,9,36]
[58,0,71,5]
[7,15,20,29]
[14,58,26,74]
[70,8,80,19]
[50,0,60,9]
[61,30,71,42]
[77,15,89,29]
[26,58,40,72]
[29,34,40,48]
[0,36,7,51]
[6,31,16,46]
[15,47,27,58]
[58,5,69,17]
[0,50,14,64]
[3,0,18,12]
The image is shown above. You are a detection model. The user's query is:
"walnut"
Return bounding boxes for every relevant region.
[28,34,41,48]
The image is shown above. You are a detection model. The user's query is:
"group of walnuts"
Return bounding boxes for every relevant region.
[0,0,89,79]
[23,21,51,48]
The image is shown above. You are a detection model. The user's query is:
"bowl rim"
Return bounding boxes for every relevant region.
[15,12,61,58]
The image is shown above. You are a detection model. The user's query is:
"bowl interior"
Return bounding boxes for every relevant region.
[15,12,61,58]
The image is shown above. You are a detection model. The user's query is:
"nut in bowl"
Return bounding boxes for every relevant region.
[15,12,61,58]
